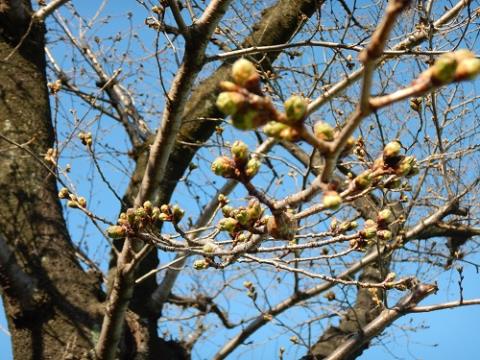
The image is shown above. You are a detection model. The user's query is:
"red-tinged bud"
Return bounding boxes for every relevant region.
[231,58,259,87]
[377,209,394,224]
[266,212,297,240]
[231,140,249,164]
[245,158,261,178]
[107,225,126,239]
[216,91,246,115]
[211,156,236,178]
[322,191,342,210]
[263,121,288,138]
[284,95,307,123]
[313,121,334,141]
[279,126,301,142]
[77,197,87,208]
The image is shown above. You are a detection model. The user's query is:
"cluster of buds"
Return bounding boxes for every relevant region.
[211,141,261,180]
[58,187,87,209]
[371,141,419,179]
[425,50,480,85]
[218,198,264,235]
[106,201,184,239]
[216,59,275,130]
[330,218,358,234]
[244,281,257,300]
[266,211,297,240]
[352,208,395,251]
[78,132,92,147]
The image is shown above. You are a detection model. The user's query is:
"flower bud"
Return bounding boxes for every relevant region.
[171,204,185,223]
[266,213,297,240]
[361,226,377,239]
[67,200,78,208]
[231,58,259,87]
[279,126,301,142]
[235,208,250,226]
[219,81,238,92]
[247,199,263,220]
[329,218,339,232]
[58,187,69,199]
[193,259,209,270]
[218,217,238,233]
[152,207,161,221]
[377,209,394,224]
[126,208,136,225]
[216,91,246,115]
[231,109,257,130]
[107,225,126,239]
[432,53,457,84]
[322,191,342,210]
[354,170,373,189]
[135,207,147,219]
[377,229,392,241]
[211,156,236,178]
[455,57,480,80]
[313,121,334,141]
[395,156,416,176]
[245,158,261,178]
[383,141,401,159]
[221,205,234,218]
[263,121,288,138]
[409,97,422,112]
[284,95,307,123]
[77,197,87,208]
[231,140,249,164]
[202,242,218,254]
[159,213,170,221]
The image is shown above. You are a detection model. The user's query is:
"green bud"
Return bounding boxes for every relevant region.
[329,218,339,232]
[364,219,377,228]
[234,208,250,226]
[216,91,246,115]
[354,170,373,189]
[221,205,234,218]
[236,233,248,242]
[322,191,342,210]
[377,209,394,224]
[432,53,457,84]
[395,156,416,176]
[135,207,147,219]
[160,204,170,213]
[313,121,334,141]
[231,109,257,130]
[245,158,261,178]
[202,242,218,254]
[247,199,262,220]
[143,201,153,213]
[152,207,161,220]
[279,126,301,142]
[231,58,258,87]
[243,281,253,289]
[263,121,288,138]
[171,204,184,223]
[377,229,392,241]
[193,259,209,270]
[231,140,249,163]
[361,226,377,239]
[383,141,401,159]
[106,225,126,239]
[456,58,480,80]
[218,217,238,233]
[284,95,307,123]
[211,156,236,178]
[67,200,78,208]
[126,208,136,224]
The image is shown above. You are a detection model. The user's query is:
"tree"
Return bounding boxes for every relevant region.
[1,0,479,359]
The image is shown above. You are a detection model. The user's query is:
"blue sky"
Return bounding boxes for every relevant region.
[1,1,480,359]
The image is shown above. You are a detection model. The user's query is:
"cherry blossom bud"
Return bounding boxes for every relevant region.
[354,170,373,189]
[377,209,394,224]
[231,140,249,164]
[216,91,246,115]
[107,225,126,239]
[77,197,87,208]
[322,191,342,210]
[211,156,236,178]
[455,58,480,80]
[279,126,301,142]
[383,141,401,159]
[431,53,457,84]
[218,217,238,233]
[231,58,259,87]
[313,121,334,141]
[263,121,287,138]
[202,242,218,254]
[193,259,209,270]
[245,158,261,178]
[284,95,307,123]
[58,187,69,199]
[377,229,392,241]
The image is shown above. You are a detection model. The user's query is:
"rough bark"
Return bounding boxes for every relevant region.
[0,2,103,358]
